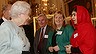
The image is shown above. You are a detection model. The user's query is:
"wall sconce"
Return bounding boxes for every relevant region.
[44,3,47,6]
[42,0,48,2]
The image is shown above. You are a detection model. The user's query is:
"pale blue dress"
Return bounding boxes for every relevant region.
[0,21,30,54]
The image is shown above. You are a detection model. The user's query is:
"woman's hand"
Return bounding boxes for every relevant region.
[65,45,72,54]
[53,45,60,51]
[48,47,54,52]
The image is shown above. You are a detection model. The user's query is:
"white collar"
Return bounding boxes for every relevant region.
[41,25,47,35]
[2,17,7,21]
[41,25,47,30]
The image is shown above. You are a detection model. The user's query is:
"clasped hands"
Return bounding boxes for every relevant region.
[48,45,72,54]
[64,45,72,54]
[48,45,60,52]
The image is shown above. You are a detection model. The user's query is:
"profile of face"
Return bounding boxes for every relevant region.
[71,11,77,24]
[54,14,64,26]
[86,2,90,9]
[10,1,31,26]
[37,16,47,28]
[19,10,30,25]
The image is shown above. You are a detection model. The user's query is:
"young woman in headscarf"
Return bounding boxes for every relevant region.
[65,5,96,54]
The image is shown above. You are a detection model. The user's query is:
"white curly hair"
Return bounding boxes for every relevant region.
[10,1,31,18]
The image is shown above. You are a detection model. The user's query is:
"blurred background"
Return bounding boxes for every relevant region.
[0,0,96,35]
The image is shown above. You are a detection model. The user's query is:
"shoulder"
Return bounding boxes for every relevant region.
[47,25,52,28]
[35,28,41,34]
[65,24,73,28]
[0,21,14,37]
[1,21,11,29]
[0,21,16,31]
[64,24,74,29]
[1,21,12,27]
[47,25,54,31]
[48,29,55,37]
[48,29,54,34]
[63,24,74,33]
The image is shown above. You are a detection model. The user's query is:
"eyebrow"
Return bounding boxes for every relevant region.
[72,13,75,15]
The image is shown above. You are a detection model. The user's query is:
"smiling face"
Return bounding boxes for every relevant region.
[54,14,64,27]
[71,11,77,24]
[37,15,47,28]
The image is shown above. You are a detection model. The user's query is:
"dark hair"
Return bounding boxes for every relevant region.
[72,6,77,13]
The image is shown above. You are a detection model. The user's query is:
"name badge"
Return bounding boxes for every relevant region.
[74,33,78,38]
[44,35,48,38]
[56,31,62,35]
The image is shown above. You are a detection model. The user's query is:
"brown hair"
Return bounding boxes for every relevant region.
[53,11,65,29]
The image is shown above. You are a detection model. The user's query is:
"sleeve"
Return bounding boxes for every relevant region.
[58,44,66,51]
[79,31,95,54]
[0,25,22,54]
[66,25,74,44]
[67,25,74,39]
[71,47,81,53]
[46,31,53,51]
[34,31,38,54]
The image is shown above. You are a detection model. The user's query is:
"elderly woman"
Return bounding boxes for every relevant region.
[0,1,31,54]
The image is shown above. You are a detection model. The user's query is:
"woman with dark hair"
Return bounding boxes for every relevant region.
[47,11,74,54]
[65,5,96,54]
